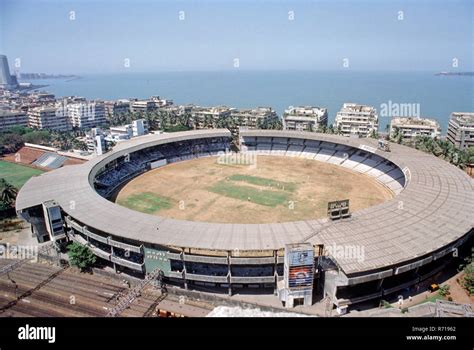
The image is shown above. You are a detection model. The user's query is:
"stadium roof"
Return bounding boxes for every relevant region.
[16,129,474,276]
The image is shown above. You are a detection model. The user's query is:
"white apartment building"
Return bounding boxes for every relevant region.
[109,125,133,140]
[151,96,173,107]
[86,128,107,155]
[130,100,157,113]
[0,110,28,131]
[283,106,328,132]
[390,117,441,140]
[447,112,474,150]
[104,100,130,117]
[28,105,71,131]
[68,101,106,129]
[191,106,232,129]
[109,119,149,141]
[231,107,279,129]
[335,103,379,137]
[132,119,148,136]
[161,104,193,116]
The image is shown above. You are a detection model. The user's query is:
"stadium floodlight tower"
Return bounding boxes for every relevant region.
[278,243,315,308]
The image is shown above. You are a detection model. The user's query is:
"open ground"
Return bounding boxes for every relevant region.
[116,156,393,224]
[0,160,44,189]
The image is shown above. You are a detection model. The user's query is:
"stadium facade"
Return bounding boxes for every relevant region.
[16,129,474,308]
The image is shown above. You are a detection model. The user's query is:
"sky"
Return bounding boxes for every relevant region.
[0,0,472,74]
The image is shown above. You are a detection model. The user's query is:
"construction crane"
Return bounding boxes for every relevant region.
[0,241,57,277]
[107,268,164,317]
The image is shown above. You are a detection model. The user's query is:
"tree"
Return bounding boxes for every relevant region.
[23,130,51,145]
[204,115,214,129]
[459,254,474,296]
[438,284,450,297]
[67,242,97,271]
[370,129,378,139]
[72,139,88,151]
[0,133,24,153]
[163,124,192,133]
[391,126,403,144]
[0,179,18,208]
[6,125,32,135]
[328,124,335,134]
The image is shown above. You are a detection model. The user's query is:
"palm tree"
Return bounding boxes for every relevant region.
[158,110,171,130]
[318,125,327,134]
[0,179,18,207]
[204,115,214,129]
[179,112,192,129]
[391,126,403,144]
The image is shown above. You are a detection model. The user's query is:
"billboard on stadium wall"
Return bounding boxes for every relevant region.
[284,243,314,290]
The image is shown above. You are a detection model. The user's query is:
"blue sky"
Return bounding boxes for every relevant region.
[0,0,472,73]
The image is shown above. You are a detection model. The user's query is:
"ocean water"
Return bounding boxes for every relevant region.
[30,70,473,134]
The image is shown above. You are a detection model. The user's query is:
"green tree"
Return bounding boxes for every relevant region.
[0,133,24,153]
[67,242,97,271]
[391,126,403,144]
[0,179,18,208]
[163,124,192,133]
[23,130,51,145]
[438,284,450,297]
[6,125,32,135]
[459,254,474,296]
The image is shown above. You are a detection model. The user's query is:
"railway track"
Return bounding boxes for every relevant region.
[0,260,209,317]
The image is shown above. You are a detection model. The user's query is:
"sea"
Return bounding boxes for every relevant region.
[28,70,474,135]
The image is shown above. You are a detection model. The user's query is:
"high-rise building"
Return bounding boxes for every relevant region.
[0,55,18,90]
[68,101,106,129]
[28,105,71,131]
[335,103,379,137]
[447,112,474,150]
[283,106,328,132]
[0,110,28,131]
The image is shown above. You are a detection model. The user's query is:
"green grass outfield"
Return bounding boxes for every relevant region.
[209,180,290,207]
[227,174,297,192]
[0,161,44,189]
[117,192,172,214]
